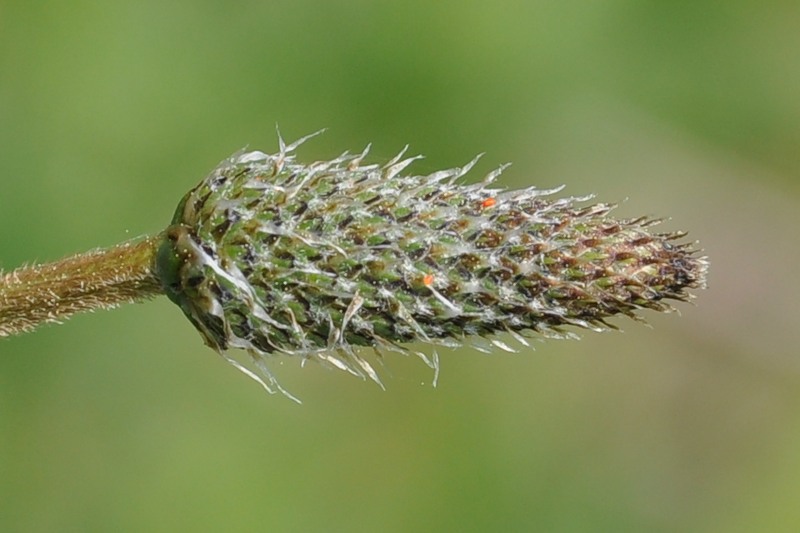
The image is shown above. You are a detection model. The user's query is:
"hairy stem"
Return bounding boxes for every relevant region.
[0,236,164,337]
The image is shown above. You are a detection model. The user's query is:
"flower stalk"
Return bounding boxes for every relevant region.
[0,237,163,337]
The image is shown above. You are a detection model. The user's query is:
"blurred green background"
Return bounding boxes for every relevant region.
[2,1,799,531]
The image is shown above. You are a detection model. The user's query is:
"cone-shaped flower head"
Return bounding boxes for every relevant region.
[156,133,707,399]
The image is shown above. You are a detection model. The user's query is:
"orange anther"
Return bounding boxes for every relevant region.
[423,274,434,286]
[481,197,496,208]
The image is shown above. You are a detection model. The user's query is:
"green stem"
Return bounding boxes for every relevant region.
[0,235,164,337]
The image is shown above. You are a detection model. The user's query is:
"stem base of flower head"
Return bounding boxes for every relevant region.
[0,237,162,337]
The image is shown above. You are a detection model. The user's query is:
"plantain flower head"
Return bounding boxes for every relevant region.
[155,132,708,400]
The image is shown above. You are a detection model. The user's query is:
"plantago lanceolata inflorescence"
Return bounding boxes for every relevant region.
[1,132,708,401]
